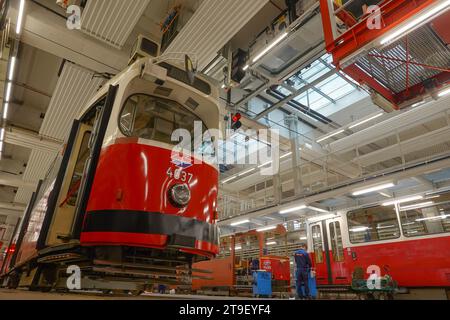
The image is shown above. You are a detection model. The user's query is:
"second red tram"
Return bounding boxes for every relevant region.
[307,192,450,298]
[0,37,221,293]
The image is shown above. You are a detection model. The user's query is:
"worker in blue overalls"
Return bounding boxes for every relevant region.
[294,244,312,299]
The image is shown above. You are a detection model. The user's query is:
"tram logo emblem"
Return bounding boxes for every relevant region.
[171,153,193,169]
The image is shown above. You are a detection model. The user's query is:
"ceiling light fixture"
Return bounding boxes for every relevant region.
[243,65,249,71]
[8,57,16,81]
[252,32,288,63]
[380,0,450,45]
[350,226,370,232]
[230,219,250,226]
[222,175,238,184]
[416,214,450,222]
[16,0,26,34]
[400,201,434,211]
[257,225,276,232]
[280,152,292,159]
[238,168,256,177]
[308,206,329,213]
[5,82,12,102]
[3,103,9,119]
[382,195,424,206]
[266,241,277,246]
[316,129,345,143]
[352,182,395,196]
[279,204,307,214]
[349,113,384,129]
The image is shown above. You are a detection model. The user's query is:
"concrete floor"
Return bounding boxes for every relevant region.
[0,289,263,300]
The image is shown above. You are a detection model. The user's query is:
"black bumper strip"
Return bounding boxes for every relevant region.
[82,210,219,245]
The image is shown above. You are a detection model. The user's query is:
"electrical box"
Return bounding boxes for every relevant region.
[253,271,272,297]
[128,35,161,66]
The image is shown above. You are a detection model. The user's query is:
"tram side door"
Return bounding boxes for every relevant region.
[309,222,332,285]
[324,217,348,285]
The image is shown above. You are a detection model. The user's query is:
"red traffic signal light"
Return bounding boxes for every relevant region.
[232,113,242,123]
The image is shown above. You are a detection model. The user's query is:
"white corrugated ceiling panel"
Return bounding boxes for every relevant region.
[80,0,151,49]
[165,0,269,70]
[15,62,106,204]
[39,62,105,141]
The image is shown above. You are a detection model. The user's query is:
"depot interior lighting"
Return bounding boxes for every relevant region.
[299,237,307,240]
[258,161,272,168]
[349,113,384,129]
[266,241,277,246]
[230,219,250,226]
[400,201,434,211]
[382,195,424,206]
[252,32,288,63]
[243,65,249,71]
[316,129,345,143]
[256,225,276,232]
[438,87,450,97]
[352,182,395,196]
[5,82,12,102]
[3,103,9,119]
[350,226,370,232]
[416,214,450,222]
[16,0,26,34]
[8,57,16,81]
[280,152,292,159]
[279,204,307,214]
[380,0,450,45]
[234,246,242,251]
[307,213,337,223]
[308,206,329,213]
[222,175,238,184]
[238,168,256,177]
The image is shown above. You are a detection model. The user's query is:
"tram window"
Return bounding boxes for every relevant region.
[329,221,344,262]
[399,193,450,237]
[347,206,400,244]
[65,131,92,206]
[119,94,212,154]
[311,225,324,264]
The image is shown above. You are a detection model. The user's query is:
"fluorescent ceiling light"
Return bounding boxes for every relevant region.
[5,82,12,102]
[234,246,242,251]
[230,219,250,226]
[400,201,434,211]
[279,204,306,214]
[377,225,395,230]
[258,161,272,168]
[305,143,313,149]
[3,103,9,119]
[316,129,345,143]
[266,241,277,246]
[252,32,288,63]
[299,237,307,240]
[380,0,450,45]
[238,168,256,177]
[0,128,4,141]
[350,226,370,232]
[349,113,383,129]
[438,87,450,97]
[307,213,337,223]
[257,225,276,232]
[243,65,249,71]
[382,195,424,206]
[308,206,329,213]
[16,0,26,34]
[222,175,238,184]
[416,214,450,222]
[8,57,16,81]
[352,182,395,196]
[280,152,292,159]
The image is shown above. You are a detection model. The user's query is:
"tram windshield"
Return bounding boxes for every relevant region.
[119,94,215,156]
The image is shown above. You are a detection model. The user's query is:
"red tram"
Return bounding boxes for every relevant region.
[0,37,220,293]
[307,192,450,298]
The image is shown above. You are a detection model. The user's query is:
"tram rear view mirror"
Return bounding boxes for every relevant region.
[185,54,196,85]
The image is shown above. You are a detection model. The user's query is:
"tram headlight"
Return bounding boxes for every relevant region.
[169,184,191,208]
